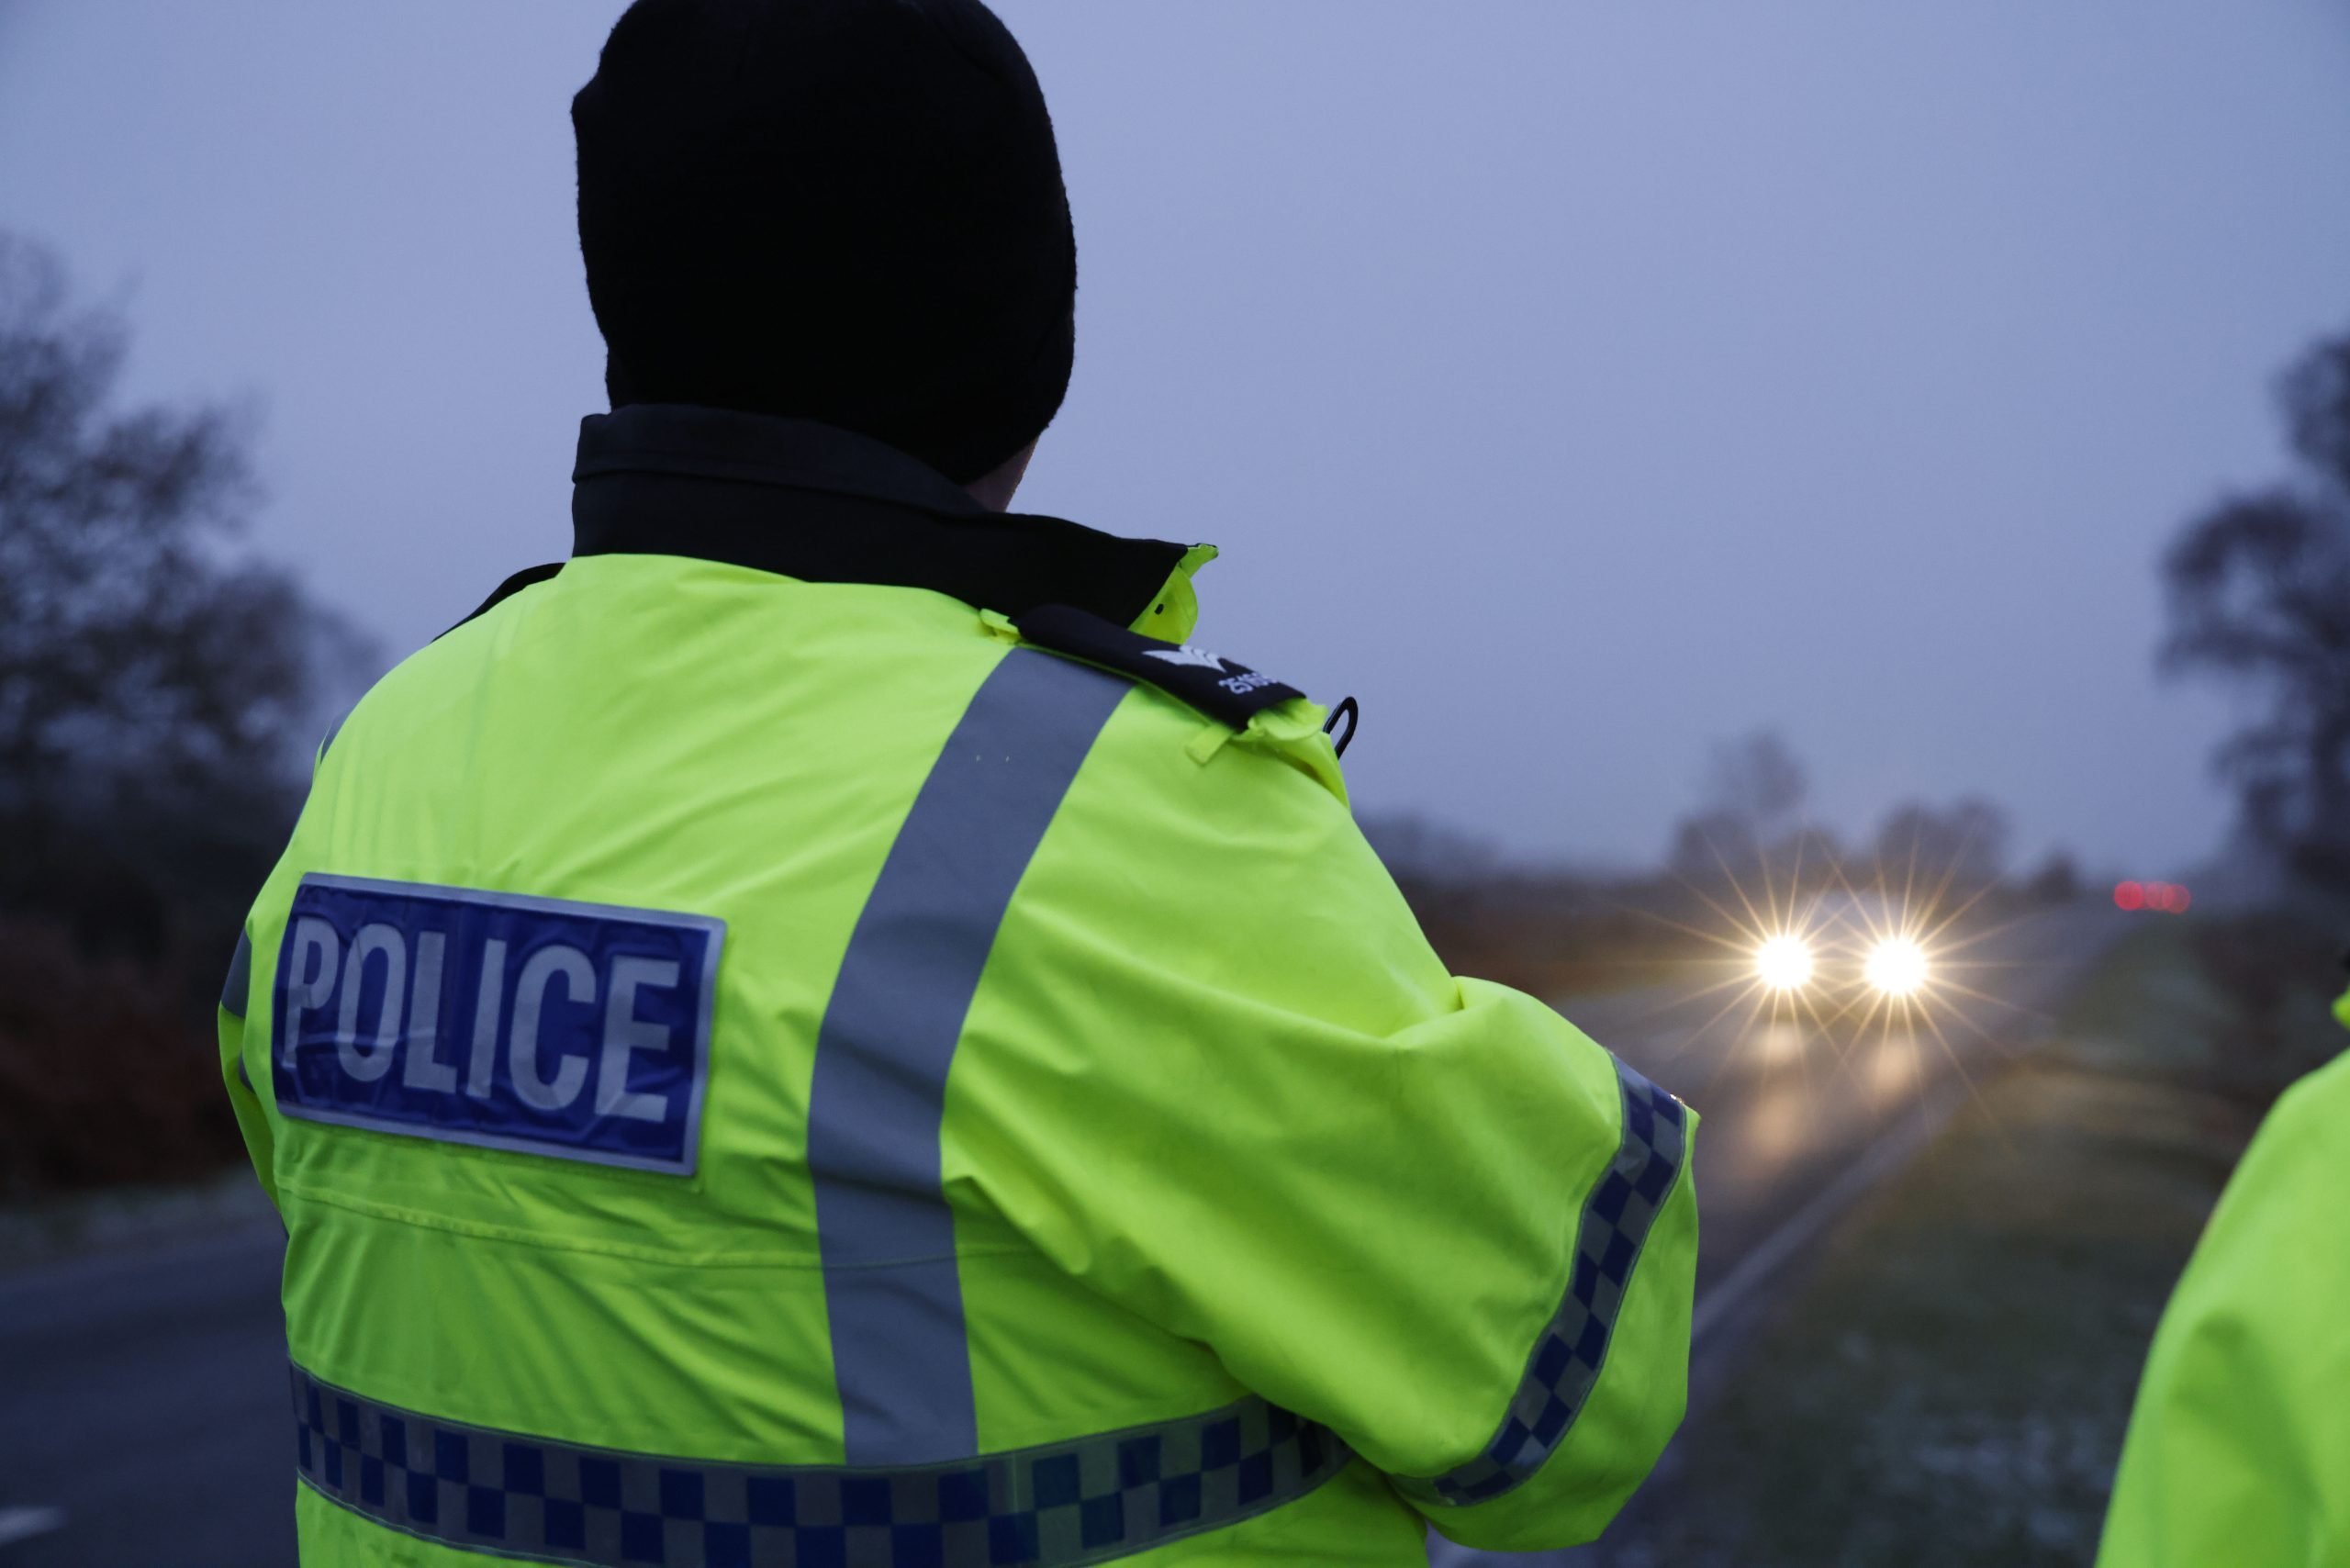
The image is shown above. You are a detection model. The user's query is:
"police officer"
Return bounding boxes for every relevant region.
[2095,972,2350,1565]
[218,3,1699,1562]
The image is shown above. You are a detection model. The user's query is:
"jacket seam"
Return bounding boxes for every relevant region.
[275,1180,1029,1271]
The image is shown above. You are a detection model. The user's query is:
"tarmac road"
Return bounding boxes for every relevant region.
[0,902,2125,1568]
[0,1219,294,1567]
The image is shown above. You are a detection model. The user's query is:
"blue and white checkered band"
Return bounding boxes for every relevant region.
[1394,1056,1691,1508]
[270,875,724,1175]
[290,1364,1353,1567]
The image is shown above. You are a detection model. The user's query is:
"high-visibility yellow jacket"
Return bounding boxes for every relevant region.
[218,406,1698,1567]
[2096,986,2350,1567]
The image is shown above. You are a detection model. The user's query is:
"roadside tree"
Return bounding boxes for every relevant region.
[0,232,369,1191]
[2161,330,2350,892]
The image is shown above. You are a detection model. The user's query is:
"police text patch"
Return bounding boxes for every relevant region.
[271,875,723,1175]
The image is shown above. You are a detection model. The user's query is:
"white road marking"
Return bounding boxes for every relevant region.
[0,1506,66,1547]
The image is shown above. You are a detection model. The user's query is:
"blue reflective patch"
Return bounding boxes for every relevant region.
[271,874,723,1174]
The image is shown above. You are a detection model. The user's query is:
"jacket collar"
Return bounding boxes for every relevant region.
[571,404,1199,630]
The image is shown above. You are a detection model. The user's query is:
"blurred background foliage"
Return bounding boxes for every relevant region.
[0,232,372,1193]
[2161,329,2350,896]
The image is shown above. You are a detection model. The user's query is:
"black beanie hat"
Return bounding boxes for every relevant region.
[572,0,1077,486]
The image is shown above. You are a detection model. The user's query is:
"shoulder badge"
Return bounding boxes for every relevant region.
[1015,603,1306,729]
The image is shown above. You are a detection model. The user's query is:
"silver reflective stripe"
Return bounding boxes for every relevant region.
[291,1361,1351,1568]
[1394,1056,1691,1508]
[808,648,1132,1467]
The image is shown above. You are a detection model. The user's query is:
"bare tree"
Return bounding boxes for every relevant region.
[1870,797,2010,891]
[0,232,375,1191]
[0,231,368,955]
[2161,330,2350,890]
[1669,730,1814,879]
[2020,849,2082,905]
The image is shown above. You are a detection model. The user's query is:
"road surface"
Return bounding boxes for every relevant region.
[1572,903,2120,1326]
[0,1219,294,1566]
[1435,899,2128,1566]
[0,903,2123,1567]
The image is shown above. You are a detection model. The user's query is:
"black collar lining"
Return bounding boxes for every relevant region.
[569,405,1188,627]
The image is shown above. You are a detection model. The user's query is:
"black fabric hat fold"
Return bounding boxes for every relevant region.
[573,0,1077,485]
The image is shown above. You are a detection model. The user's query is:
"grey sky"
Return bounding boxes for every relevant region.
[3,2,2346,874]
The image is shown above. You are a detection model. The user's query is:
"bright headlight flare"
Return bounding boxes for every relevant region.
[1865,937,1930,995]
[1755,934,1815,991]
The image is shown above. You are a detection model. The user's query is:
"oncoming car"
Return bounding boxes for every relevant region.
[1752,891,1933,1000]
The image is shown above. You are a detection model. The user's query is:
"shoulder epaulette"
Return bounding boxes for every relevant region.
[1015,603,1306,730]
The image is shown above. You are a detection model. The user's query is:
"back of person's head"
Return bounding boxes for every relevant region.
[572,0,1076,486]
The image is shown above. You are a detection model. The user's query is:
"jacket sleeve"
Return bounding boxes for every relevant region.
[217,923,282,1213]
[2096,1051,2350,1568]
[958,711,1699,1551]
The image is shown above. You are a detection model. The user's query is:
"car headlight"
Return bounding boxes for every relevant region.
[1755,934,1814,991]
[1865,937,1930,995]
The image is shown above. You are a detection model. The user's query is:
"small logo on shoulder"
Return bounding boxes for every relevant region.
[1142,644,1231,672]
[271,875,723,1175]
